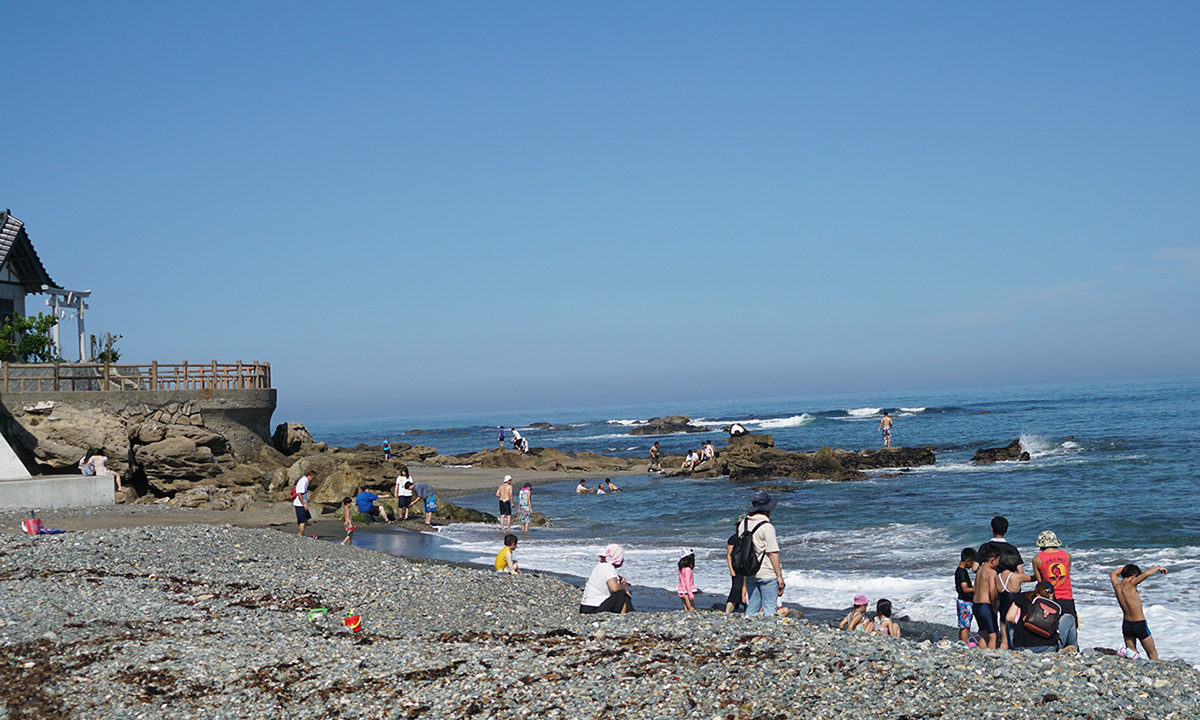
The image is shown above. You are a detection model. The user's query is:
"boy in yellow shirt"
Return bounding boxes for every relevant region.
[495,534,520,574]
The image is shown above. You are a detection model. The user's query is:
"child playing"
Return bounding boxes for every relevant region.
[495,534,520,574]
[839,594,869,631]
[955,547,978,643]
[677,549,698,611]
[866,598,901,637]
[1110,563,1168,660]
[340,497,356,546]
[972,542,1001,649]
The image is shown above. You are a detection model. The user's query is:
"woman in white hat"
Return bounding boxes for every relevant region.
[580,544,633,614]
[1033,530,1076,621]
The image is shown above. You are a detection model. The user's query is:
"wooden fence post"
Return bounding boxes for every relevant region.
[150,361,158,391]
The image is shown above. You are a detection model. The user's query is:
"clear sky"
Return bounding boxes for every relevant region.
[3,3,1197,422]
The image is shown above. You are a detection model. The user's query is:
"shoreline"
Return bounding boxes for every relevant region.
[3,523,1196,719]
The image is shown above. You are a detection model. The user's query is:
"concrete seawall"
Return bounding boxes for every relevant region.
[0,474,114,509]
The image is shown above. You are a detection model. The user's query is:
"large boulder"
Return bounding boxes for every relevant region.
[629,415,710,436]
[972,440,1030,465]
[272,422,315,455]
[4,402,131,473]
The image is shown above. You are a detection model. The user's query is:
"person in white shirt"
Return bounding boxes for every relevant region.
[293,470,315,536]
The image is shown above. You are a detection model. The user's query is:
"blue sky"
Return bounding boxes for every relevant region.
[3,3,1197,421]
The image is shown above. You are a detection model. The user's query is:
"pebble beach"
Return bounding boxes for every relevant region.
[4,522,1199,719]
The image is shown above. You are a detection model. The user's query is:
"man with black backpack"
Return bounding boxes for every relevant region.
[731,492,786,617]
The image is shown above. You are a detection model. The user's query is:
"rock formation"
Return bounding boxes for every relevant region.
[971,439,1030,464]
[664,433,936,482]
[628,415,711,436]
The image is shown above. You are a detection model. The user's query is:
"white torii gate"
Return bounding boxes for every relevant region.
[42,286,92,362]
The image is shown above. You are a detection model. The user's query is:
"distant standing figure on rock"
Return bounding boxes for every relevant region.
[410,481,437,527]
[648,442,662,472]
[579,544,633,614]
[383,437,391,460]
[498,426,505,447]
[496,475,514,531]
[879,411,893,448]
[517,482,533,533]
[293,470,315,536]
[88,449,123,491]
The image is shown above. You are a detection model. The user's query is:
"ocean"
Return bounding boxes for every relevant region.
[307,376,1200,665]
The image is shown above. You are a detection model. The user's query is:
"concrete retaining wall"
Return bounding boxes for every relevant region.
[0,474,114,509]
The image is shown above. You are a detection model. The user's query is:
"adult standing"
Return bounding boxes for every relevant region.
[394,468,413,521]
[579,544,633,614]
[648,442,662,472]
[383,437,391,460]
[517,481,533,533]
[724,527,748,614]
[736,492,786,617]
[989,516,1024,567]
[410,481,438,526]
[293,470,315,536]
[1033,531,1076,622]
[498,426,505,447]
[496,475,514,531]
[878,411,893,448]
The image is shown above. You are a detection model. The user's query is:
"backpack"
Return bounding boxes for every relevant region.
[290,484,300,500]
[730,517,770,577]
[1022,596,1063,639]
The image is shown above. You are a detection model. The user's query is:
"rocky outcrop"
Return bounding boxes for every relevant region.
[972,439,1030,464]
[272,423,315,455]
[441,447,641,474]
[665,433,936,482]
[628,415,710,436]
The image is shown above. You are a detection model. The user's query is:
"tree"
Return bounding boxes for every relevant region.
[0,313,58,362]
[90,333,123,363]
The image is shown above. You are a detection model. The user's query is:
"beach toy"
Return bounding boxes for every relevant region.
[307,608,329,622]
[343,610,362,633]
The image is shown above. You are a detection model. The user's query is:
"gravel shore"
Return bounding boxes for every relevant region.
[3,524,1198,719]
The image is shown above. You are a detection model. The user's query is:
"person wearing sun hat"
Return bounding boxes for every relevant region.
[737,491,785,617]
[839,594,869,631]
[1033,530,1077,622]
[580,543,634,614]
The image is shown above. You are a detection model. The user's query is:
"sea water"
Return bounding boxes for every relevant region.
[308,376,1200,664]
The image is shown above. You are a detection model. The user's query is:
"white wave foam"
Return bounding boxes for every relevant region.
[846,408,882,417]
[900,407,926,413]
[755,414,815,429]
[606,419,644,426]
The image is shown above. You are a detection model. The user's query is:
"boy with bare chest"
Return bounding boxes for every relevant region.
[972,543,1001,649]
[1111,563,1168,660]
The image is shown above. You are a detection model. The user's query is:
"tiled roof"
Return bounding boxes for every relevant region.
[0,210,59,291]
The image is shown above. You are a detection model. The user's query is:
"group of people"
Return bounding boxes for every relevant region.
[838,595,901,637]
[957,516,1168,658]
[498,427,529,453]
[77,448,122,491]
[575,478,621,494]
[494,475,534,533]
[681,442,716,471]
[291,467,440,541]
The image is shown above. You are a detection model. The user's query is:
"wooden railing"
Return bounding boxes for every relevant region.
[0,361,271,393]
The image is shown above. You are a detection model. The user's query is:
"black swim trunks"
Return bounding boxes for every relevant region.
[499,500,512,515]
[1122,619,1151,640]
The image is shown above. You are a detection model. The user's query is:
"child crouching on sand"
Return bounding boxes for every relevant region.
[677,549,698,611]
[839,594,869,631]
